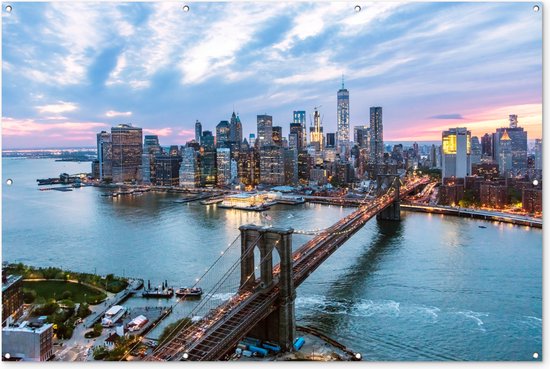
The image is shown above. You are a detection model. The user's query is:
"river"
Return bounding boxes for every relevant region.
[2,158,542,361]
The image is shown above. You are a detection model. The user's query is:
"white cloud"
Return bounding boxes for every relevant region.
[106,110,132,118]
[36,101,78,114]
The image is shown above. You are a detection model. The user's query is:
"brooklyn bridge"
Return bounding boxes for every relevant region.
[142,174,431,361]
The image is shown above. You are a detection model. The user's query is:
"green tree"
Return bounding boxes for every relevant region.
[158,318,193,346]
[22,289,37,304]
[93,323,103,336]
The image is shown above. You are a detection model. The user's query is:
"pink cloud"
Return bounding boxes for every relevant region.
[143,128,173,137]
[2,117,108,136]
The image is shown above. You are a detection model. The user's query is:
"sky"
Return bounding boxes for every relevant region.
[1,1,543,149]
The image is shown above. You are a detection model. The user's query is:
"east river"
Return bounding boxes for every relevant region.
[2,158,542,361]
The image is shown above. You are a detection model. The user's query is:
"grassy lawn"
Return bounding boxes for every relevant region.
[23,280,107,304]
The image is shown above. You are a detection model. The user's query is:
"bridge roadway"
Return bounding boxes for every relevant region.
[148,177,430,361]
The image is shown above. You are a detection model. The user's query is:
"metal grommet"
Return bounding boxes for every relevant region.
[6,179,13,186]
[183,5,190,12]
[354,5,361,12]
[5,4,12,13]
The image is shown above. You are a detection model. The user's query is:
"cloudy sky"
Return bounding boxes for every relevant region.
[2,1,542,149]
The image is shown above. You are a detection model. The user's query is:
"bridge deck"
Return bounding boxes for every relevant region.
[148,177,430,361]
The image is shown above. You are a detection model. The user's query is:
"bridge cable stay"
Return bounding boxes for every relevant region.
[148,233,268,358]
[119,233,243,360]
[184,237,279,361]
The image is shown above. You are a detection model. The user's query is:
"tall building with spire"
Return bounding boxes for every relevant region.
[229,111,242,147]
[309,108,324,151]
[498,130,512,174]
[336,75,350,154]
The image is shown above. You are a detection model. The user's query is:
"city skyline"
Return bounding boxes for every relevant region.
[2,2,542,149]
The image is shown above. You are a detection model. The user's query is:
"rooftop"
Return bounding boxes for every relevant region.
[3,322,53,334]
[2,274,22,293]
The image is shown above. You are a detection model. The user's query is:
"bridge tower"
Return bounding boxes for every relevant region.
[239,225,296,351]
[376,174,401,221]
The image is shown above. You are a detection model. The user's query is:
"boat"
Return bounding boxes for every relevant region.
[175,287,203,298]
[141,288,174,298]
[478,225,487,229]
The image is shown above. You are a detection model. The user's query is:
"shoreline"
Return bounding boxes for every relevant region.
[401,204,542,228]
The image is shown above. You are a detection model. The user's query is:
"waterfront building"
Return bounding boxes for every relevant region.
[96,131,112,181]
[438,178,465,205]
[309,108,324,151]
[272,126,283,147]
[154,148,181,187]
[336,77,350,154]
[216,148,232,187]
[293,110,307,149]
[430,144,438,168]
[441,127,471,180]
[200,131,217,187]
[260,145,285,185]
[369,107,383,163]
[2,274,23,326]
[480,183,508,209]
[216,121,231,148]
[142,135,161,184]
[111,124,143,183]
[179,146,200,188]
[257,114,273,147]
[2,322,53,361]
[522,187,542,213]
[195,120,202,144]
[310,167,328,185]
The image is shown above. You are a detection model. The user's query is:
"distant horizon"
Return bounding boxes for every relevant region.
[2,2,542,148]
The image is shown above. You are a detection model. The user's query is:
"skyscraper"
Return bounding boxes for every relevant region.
[260,145,285,185]
[216,121,230,148]
[470,136,482,170]
[142,135,161,184]
[535,138,543,171]
[354,125,370,149]
[257,114,273,147]
[229,111,242,147]
[195,120,202,144]
[180,146,200,188]
[369,107,383,163]
[493,116,528,173]
[289,122,303,151]
[336,76,350,153]
[441,127,471,179]
[216,148,232,187]
[481,133,492,157]
[96,131,112,181]
[111,124,143,183]
[272,126,283,147]
[200,130,217,187]
[326,133,335,148]
[309,108,324,151]
[498,130,512,174]
[293,110,307,148]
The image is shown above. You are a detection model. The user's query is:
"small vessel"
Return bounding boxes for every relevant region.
[142,280,174,298]
[478,225,487,229]
[175,287,203,298]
